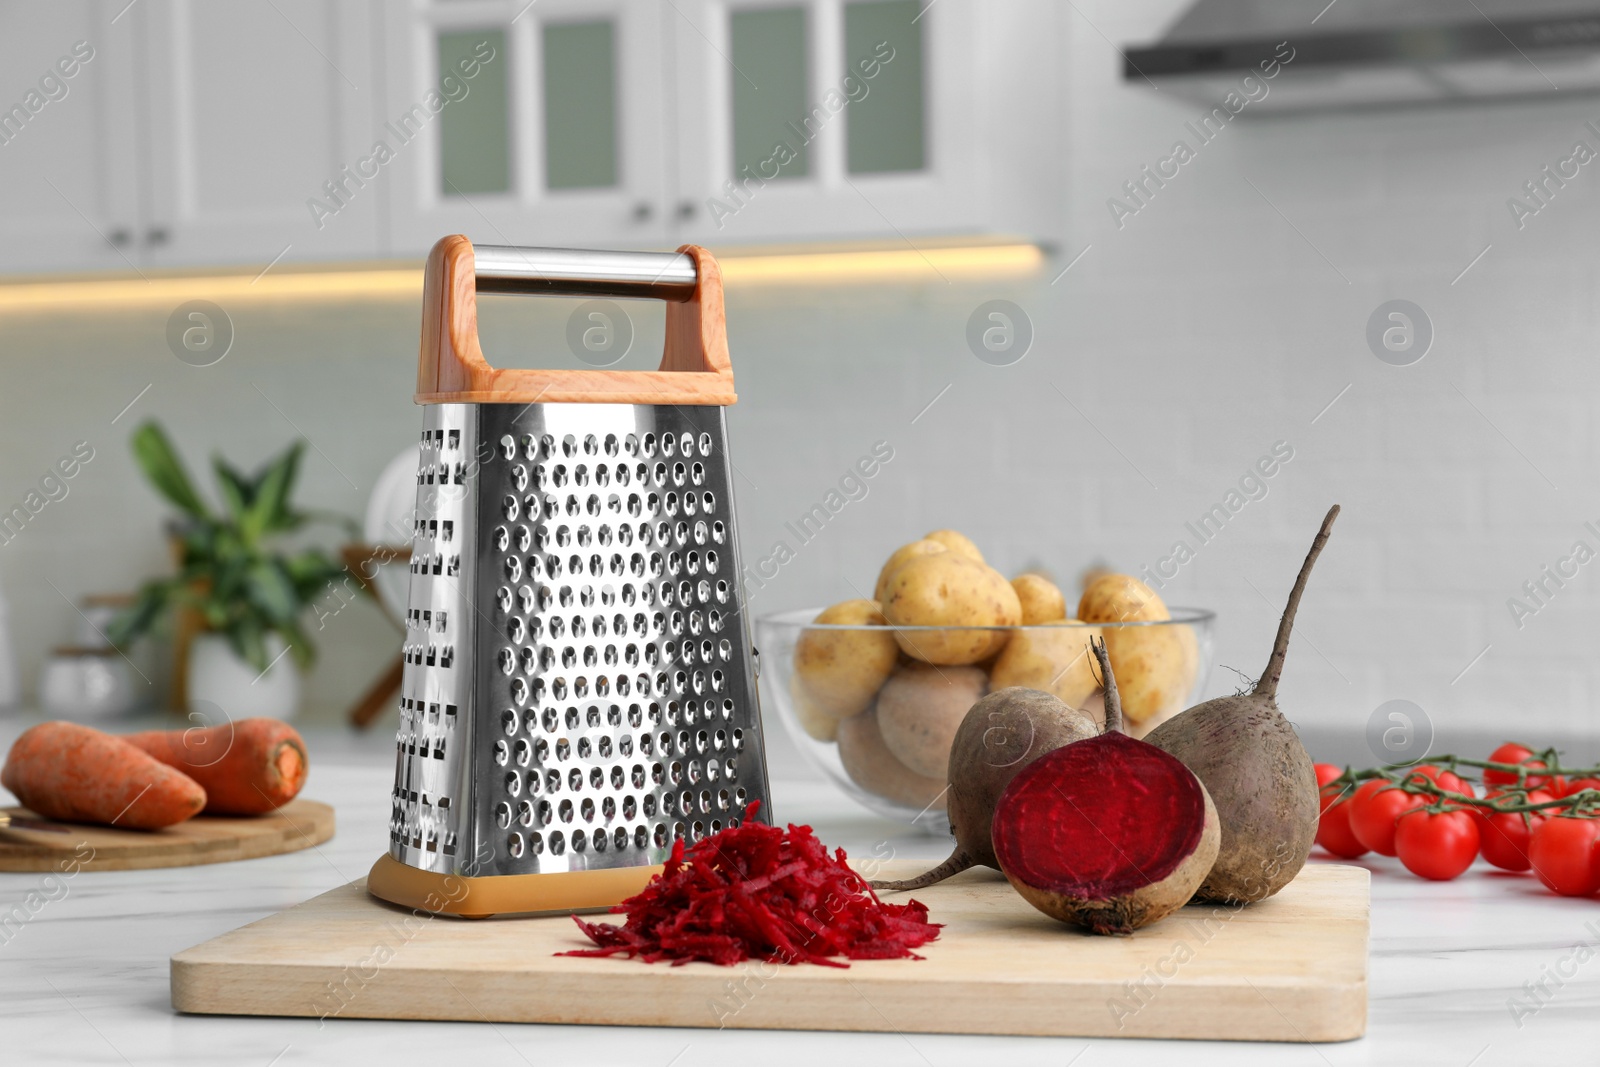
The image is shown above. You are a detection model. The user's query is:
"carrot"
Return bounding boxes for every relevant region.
[123,718,307,816]
[1,721,206,830]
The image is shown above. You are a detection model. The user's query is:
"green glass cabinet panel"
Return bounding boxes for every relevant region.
[730,7,810,181]
[843,0,925,174]
[543,20,620,190]
[438,29,511,195]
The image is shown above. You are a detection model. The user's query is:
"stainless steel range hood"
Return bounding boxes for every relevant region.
[1123,0,1600,113]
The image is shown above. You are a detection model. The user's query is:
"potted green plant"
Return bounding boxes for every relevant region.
[109,421,353,720]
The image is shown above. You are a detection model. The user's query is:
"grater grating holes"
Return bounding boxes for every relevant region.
[470,412,757,869]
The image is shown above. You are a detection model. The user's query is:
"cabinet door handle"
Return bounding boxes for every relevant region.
[107,228,132,248]
[631,201,654,222]
[675,200,696,221]
[144,227,169,247]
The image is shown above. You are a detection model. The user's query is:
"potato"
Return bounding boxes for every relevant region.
[1123,623,1199,738]
[1126,707,1170,740]
[1103,623,1197,725]
[881,554,1022,665]
[989,621,1102,709]
[836,707,948,810]
[1077,573,1170,625]
[1077,574,1183,725]
[1012,573,1067,624]
[790,675,843,743]
[923,529,983,563]
[873,538,948,602]
[877,664,988,779]
[1177,619,1199,679]
[791,599,899,740]
[980,624,1015,663]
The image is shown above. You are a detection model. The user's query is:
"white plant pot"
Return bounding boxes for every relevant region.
[186,633,301,721]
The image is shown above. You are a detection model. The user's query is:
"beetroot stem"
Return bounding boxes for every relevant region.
[1256,504,1340,701]
[1090,637,1123,734]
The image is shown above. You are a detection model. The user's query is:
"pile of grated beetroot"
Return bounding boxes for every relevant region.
[561,804,941,967]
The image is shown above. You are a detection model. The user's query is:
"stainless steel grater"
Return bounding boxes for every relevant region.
[367,236,771,918]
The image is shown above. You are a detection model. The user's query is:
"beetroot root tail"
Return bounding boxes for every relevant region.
[869,849,976,892]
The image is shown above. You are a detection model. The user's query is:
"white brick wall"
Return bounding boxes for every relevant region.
[2,0,1597,770]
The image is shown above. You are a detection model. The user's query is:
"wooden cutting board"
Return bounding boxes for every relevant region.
[171,860,1367,1041]
[0,800,334,872]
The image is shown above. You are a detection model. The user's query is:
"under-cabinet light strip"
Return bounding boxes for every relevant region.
[0,242,1043,311]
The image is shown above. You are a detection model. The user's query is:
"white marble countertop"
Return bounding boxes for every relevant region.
[3,722,1598,1065]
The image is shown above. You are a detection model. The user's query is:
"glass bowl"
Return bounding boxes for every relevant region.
[756,608,1217,833]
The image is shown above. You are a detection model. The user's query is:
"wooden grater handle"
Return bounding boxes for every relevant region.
[415,235,736,406]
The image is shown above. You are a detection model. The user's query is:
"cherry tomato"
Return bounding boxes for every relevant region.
[1474,790,1554,872]
[1528,817,1600,897]
[1317,798,1370,858]
[1314,764,1346,808]
[1484,743,1534,785]
[1311,764,1369,857]
[1348,779,1425,856]
[1484,742,1562,793]
[1403,764,1475,798]
[1560,777,1600,799]
[1395,808,1480,880]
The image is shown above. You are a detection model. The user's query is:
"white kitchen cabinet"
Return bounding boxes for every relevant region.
[380,0,672,254]
[668,0,988,246]
[0,1,142,274]
[0,0,1056,276]
[138,0,382,266]
[380,0,1019,255]
[0,0,379,274]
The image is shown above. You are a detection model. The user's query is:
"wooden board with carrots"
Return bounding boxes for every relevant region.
[0,798,334,872]
[0,717,329,869]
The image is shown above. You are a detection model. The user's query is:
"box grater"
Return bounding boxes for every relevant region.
[367,236,771,918]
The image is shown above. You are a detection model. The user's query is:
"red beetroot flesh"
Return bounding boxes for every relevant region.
[562,803,941,967]
[992,734,1208,900]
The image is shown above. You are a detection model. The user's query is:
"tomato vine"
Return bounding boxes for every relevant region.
[1322,749,1600,817]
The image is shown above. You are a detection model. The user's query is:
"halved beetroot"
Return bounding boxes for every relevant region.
[990,639,1219,935]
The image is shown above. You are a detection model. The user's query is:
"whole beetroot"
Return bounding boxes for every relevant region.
[1144,504,1340,904]
[872,686,1097,892]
